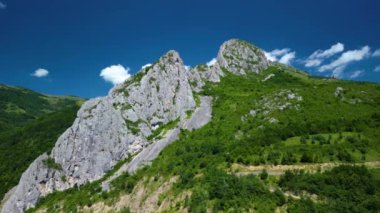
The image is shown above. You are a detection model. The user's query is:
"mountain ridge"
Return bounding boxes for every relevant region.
[3,39,380,213]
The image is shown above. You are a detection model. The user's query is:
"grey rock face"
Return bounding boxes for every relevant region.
[182,96,212,131]
[125,96,213,174]
[101,96,212,191]
[217,39,269,74]
[196,63,225,83]
[1,51,196,213]
[186,63,224,92]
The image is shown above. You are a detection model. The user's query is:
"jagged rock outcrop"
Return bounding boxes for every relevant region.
[186,63,224,92]
[101,96,212,191]
[217,39,269,74]
[1,39,271,213]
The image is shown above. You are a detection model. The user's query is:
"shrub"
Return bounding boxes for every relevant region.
[43,157,62,170]
[260,169,268,180]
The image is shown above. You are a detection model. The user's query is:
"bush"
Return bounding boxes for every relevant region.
[300,152,313,163]
[300,135,307,144]
[260,169,268,180]
[337,149,354,162]
[43,157,62,170]
[281,152,297,164]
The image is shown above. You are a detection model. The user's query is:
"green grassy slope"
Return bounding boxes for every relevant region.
[0,84,83,131]
[27,65,380,212]
[0,85,84,200]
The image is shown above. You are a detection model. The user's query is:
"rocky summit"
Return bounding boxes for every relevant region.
[1,39,269,213]
[217,39,269,74]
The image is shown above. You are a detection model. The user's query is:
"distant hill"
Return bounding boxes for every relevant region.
[0,84,83,132]
[0,85,84,201]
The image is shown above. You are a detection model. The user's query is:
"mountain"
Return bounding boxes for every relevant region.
[0,85,83,131]
[2,39,380,213]
[0,86,84,203]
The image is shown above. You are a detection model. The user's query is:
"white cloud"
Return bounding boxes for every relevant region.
[319,46,370,72]
[264,51,277,62]
[332,66,345,78]
[100,64,131,85]
[269,48,291,57]
[31,68,49,78]
[264,48,290,62]
[141,63,152,69]
[264,48,296,64]
[184,65,191,71]
[310,43,344,59]
[304,59,322,67]
[0,1,6,9]
[304,42,344,67]
[373,49,380,57]
[374,66,380,72]
[206,58,217,67]
[279,52,296,65]
[349,70,364,79]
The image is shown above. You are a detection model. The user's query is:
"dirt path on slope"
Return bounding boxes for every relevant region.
[231,161,380,176]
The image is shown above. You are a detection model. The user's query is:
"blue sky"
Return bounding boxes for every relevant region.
[0,0,380,98]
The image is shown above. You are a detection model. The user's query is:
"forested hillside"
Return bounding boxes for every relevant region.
[0,85,83,201]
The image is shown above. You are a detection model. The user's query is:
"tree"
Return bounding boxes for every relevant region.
[260,169,268,180]
[300,135,307,144]
[300,152,313,163]
[282,152,297,165]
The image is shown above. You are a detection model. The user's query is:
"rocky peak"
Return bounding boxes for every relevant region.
[217,39,269,75]
[159,50,183,65]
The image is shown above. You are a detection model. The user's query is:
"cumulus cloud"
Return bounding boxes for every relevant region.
[31,68,49,78]
[264,51,277,62]
[0,1,6,9]
[373,49,380,57]
[319,46,370,72]
[279,52,296,64]
[374,66,380,73]
[264,48,289,61]
[304,59,322,67]
[264,48,296,65]
[349,70,364,79]
[304,42,344,67]
[100,64,131,85]
[331,66,345,78]
[268,48,291,57]
[206,58,217,67]
[141,63,152,69]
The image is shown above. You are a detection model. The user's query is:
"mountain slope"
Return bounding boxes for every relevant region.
[27,61,380,213]
[3,39,380,213]
[0,86,84,202]
[0,85,83,132]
